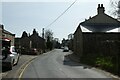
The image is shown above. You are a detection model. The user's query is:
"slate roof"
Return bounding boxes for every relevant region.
[1,24,15,36]
[80,4,120,32]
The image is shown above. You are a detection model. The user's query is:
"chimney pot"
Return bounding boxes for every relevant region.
[97,4,105,14]
[101,4,103,7]
[98,4,100,7]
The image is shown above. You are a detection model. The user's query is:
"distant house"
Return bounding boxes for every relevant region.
[72,4,120,60]
[68,34,74,40]
[0,25,3,39]
[29,29,45,52]
[15,29,45,54]
[0,24,15,46]
[61,38,69,47]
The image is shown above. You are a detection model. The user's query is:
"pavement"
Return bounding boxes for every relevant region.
[67,50,120,80]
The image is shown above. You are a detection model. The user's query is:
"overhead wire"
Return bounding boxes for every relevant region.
[45,0,77,29]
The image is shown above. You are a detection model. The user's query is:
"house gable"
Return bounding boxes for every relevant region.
[80,4,120,32]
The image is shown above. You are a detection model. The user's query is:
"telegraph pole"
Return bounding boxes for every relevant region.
[42,28,45,39]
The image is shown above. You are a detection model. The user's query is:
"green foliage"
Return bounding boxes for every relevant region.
[95,56,113,69]
[80,53,119,76]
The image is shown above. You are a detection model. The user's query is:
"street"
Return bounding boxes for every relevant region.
[2,55,37,78]
[1,1,120,80]
[19,49,112,78]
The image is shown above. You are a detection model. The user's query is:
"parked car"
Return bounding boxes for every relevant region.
[2,46,20,70]
[0,38,20,70]
[28,48,39,55]
[63,46,69,52]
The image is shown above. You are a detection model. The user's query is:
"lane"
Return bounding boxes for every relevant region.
[2,55,37,78]
[21,49,112,78]
[21,50,67,78]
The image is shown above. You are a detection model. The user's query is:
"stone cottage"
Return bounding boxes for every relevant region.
[72,4,120,59]
[15,29,45,54]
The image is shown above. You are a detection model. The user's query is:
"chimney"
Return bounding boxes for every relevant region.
[0,24,4,29]
[97,4,105,14]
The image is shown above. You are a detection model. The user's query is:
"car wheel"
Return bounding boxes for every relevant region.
[15,56,19,65]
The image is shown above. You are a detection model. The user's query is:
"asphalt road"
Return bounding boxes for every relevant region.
[20,49,112,79]
[2,55,37,79]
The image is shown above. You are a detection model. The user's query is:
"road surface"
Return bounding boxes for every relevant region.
[2,55,37,78]
[20,49,112,79]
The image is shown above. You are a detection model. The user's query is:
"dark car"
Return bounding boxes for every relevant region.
[28,48,39,55]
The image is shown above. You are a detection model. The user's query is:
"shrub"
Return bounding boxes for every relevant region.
[95,56,114,72]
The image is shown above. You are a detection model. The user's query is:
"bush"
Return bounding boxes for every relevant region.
[95,56,113,70]
[80,53,119,76]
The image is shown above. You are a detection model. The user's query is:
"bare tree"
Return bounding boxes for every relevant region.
[45,29,53,42]
[110,0,120,20]
[45,29,53,50]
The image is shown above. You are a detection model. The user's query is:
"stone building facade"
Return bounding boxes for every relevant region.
[0,24,15,46]
[73,26,83,57]
[72,28,120,60]
[15,29,45,54]
[71,4,120,59]
[83,32,120,55]
[29,29,45,52]
[0,25,2,40]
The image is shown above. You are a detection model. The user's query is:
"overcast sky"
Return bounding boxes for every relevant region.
[1,0,118,41]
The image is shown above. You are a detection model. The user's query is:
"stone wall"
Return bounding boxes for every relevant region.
[72,30,120,58]
[83,32,120,55]
[73,26,83,57]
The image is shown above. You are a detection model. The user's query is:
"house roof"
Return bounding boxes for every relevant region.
[80,4,120,32]
[74,25,83,35]
[1,25,15,36]
[3,29,15,36]
[29,30,45,41]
